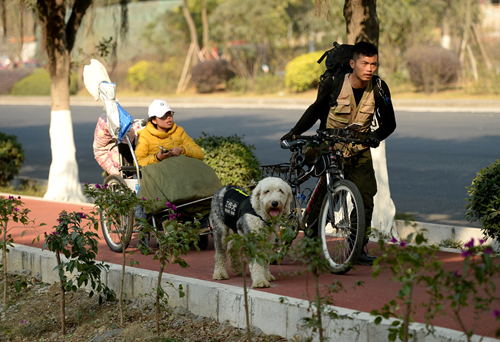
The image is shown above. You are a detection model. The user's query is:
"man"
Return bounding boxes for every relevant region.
[280,41,396,265]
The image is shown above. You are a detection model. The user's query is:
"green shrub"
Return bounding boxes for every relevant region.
[195,133,260,187]
[227,76,250,93]
[10,68,79,95]
[126,59,181,93]
[285,51,326,92]
[466,160,500,241]
[191,59,235,93]
[0,132,25,186]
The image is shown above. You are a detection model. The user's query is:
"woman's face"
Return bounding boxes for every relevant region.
[152,112,174,132]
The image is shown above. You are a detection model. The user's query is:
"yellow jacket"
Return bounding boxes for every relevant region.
[135,122,204,166]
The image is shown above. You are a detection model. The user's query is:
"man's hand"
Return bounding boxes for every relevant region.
[362,133,380,148]
[280,130,295,143]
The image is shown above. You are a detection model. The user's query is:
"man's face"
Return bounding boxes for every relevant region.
[350,54,378,84]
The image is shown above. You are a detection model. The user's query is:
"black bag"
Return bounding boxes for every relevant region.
[317,42,355,107]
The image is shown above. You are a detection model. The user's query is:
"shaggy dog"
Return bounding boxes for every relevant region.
[211,177,292,288]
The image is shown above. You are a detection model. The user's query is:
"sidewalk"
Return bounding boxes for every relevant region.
[2,193,499,342]
[1,94,500,112]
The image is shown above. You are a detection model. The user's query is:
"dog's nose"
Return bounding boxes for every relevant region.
[272,201,278,207]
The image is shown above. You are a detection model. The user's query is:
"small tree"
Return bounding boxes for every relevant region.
[138,201,200,334]
[0,195,36,309]
[465,159,500,242]
[371,232,443,342]
[43,210,115,335]
[84,182,139,327]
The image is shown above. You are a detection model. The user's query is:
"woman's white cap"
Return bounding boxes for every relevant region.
[148,99,173,118]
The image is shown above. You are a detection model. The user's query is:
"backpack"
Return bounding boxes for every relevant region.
[317,42,384,108]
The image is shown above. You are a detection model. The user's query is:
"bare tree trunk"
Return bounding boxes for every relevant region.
[201,0,209,56]
[472,23,492,72]
[183,0,200,66]
[156,266,164,334]
[343,0,379,46]
[440,0,451,50]
[37,0,90,203]
[1,0,6,41]
[18,0,24,67]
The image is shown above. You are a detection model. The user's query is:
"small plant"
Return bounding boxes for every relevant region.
[465,159,500,242]
[43,210,115,335]
[371,232,443,342]
[83,182,139,327]
[431,231,464,249]
[191,59,235,93]
[226,220,281,342]
[138,201,200,334]
[428,238,500,341]
[284,51,325,92]
[0,132,25,187]
[195,133,260,187]
[0,195,36,309]
[284,229,363,341]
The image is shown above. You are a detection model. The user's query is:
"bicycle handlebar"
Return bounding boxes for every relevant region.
[281,128,378,150]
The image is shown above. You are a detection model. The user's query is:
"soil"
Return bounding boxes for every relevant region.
[0,271,288,342]
[0,69,34,94]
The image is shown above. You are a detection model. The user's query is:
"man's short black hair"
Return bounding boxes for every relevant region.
[353,41,378,60]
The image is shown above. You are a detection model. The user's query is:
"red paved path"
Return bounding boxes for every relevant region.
[4,194,500,339]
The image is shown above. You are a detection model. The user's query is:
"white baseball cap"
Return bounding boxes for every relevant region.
[148,99,173,118]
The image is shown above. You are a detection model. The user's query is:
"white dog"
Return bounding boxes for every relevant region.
[211,177,293,288]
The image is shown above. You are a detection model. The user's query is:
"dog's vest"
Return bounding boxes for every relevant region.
[223,188,264,232]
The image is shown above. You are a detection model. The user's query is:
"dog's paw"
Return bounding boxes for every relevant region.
[213,269,230,280]
[251,278,271,288]
[265,272,275,282]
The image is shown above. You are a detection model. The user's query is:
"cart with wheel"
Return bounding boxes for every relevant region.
[84,60,216,253]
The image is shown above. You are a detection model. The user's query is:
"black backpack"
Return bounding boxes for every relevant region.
[317,42,383,107]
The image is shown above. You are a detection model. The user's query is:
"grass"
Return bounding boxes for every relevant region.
[0,183,47,198]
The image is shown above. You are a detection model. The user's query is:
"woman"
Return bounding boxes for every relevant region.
[134,99,221,220]
[135,99,204,166]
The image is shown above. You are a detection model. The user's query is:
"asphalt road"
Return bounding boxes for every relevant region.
[1,103,499,228]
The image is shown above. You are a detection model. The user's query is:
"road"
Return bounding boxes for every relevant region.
[1,103,499,228]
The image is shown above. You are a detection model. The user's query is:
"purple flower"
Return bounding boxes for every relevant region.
[17,196,21,200]
[95,184,101,189]
[464,238,474,249]
[166,202,172,208]
[172,204,177,211]
[453,270,461,277]
[484,248,493,255]
[8,196,13,200]
[103,183,109,189]
[461,249,473,258]
[141,197,146,201]
[400,241,407,247]
[169,214,176,220]
[492,309,500,319]
[390,237,397,243]
[78,212,87,219]
[115,200,118,204]
[21,320,26,325]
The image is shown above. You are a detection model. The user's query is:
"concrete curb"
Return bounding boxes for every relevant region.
[4,244,497,342]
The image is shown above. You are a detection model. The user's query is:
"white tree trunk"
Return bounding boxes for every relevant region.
[43,109,86,202]
[371,140,396,237]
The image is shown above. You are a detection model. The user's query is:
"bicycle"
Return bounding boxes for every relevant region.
[260,124,377,274]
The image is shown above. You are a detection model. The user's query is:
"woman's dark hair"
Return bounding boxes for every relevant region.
[148,116,157,129]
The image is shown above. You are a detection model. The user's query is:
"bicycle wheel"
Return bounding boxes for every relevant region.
[318,179,365,274]
[100,174,134,253]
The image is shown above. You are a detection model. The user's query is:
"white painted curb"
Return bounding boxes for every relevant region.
[4,244,497,342]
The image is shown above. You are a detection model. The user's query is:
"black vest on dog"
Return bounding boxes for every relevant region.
[223,188,264,232]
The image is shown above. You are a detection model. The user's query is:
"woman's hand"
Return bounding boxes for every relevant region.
[169,147,183,157]
[157,147,183,161]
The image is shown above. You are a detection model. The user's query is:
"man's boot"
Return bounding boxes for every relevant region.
[355,245,377,266]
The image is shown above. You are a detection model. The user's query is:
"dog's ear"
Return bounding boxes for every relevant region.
[251,182,261,207]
